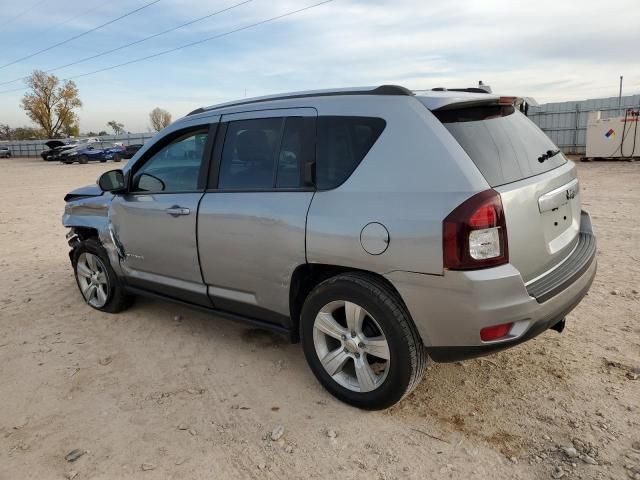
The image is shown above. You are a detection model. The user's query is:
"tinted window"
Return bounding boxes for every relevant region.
[435,106,566,187]
[132,128,208,192]
[219,118,282,189]
[316,116,386,190]
[276,117,308,188]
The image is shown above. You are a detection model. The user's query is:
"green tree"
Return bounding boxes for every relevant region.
[20,70,82,138]
[62,119,80,137]
[12,126,46,140]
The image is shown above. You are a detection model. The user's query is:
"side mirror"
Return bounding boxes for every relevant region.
[137,173,166,192]
[98,169,126,192]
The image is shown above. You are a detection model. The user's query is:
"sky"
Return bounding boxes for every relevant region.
[0,0,639,133]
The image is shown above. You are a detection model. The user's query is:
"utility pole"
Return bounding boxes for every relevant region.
[618,75,623,115]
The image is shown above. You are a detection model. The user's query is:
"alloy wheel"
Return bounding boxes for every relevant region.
[76,252,110,308]
[312,300,390,393]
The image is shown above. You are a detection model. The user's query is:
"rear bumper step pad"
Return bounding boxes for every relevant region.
[526,211,596,303]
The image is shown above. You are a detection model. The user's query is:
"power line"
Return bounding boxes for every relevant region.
[4,0,110,50]
[0,0,335,94]
[2,0,50,24]
[0,0,254,87]
[69,0,335,80]
[0,0,162,70]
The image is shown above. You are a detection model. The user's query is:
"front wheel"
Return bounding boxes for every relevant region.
[300,273,427,410]
[113,153,122,162]
[78,155,88,164]
[72,238,133,313]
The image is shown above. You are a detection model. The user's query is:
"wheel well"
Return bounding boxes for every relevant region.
[72,227,100,242]
[67,227,100,258]
[289,264,409,342]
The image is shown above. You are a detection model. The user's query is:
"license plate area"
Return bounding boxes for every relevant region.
[538,179,580,254]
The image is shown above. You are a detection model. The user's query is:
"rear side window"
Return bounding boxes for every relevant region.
[316,116,386,190]
[277,117,313,188]
[218,117,314,190]
[219,118,282,189]
[435,105,566,186]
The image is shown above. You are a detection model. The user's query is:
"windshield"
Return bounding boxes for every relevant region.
[435,105,566,186]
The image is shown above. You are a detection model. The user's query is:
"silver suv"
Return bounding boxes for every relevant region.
[62,86,596,409]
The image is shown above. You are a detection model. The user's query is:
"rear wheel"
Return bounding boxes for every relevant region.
[78,155,88,164]
[300,273,427,410]
[72,238,132,313]
[113,153,122,162]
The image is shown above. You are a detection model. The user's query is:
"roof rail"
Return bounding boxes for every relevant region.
[187,85,413,116]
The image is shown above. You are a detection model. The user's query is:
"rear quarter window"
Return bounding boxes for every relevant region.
[316,116,386,190]
[435,105,566,186]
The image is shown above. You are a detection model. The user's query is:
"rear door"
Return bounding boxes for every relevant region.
[433,103,580,282]
[197,108,316,326]
[110,124,216,305]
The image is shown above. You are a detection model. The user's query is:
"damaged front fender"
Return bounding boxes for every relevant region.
[62,193,124,276]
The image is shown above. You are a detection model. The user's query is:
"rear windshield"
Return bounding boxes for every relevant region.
[434,105,566,186]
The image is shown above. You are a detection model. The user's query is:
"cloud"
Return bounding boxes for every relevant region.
[1,0,639,131]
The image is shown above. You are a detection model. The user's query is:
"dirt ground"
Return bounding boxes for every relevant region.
[0,156,638,480]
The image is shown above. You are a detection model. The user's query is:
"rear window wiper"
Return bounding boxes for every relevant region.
[538,149,561,163]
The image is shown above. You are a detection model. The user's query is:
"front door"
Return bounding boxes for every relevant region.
[197,109,317,326]
[111,123,215,306]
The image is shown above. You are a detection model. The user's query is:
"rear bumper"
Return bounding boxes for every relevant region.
[385,210,596,362]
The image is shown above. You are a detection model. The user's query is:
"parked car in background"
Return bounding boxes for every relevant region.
[0,146,11,158]
[62,85,596,409]
[41,140,78,161]
[124,143,144,159]
[60,142,125,164]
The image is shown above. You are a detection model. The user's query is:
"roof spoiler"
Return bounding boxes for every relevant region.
[431,87,491,94]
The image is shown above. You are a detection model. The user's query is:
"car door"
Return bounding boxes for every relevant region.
[86,144,103,161]
[110,123,217,306]
[198,108,317,327]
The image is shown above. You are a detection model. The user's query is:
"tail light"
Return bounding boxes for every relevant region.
[480,322,513,341]
[498,96,517,105]
[443,189,508,270]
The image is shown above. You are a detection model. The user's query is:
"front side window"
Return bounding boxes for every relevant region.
[132,128,208,193]
[316,116,386,190]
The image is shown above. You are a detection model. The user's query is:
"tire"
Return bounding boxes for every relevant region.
[99,159,107,163]
[78,155,88,164]
[72,238,133,313]
[113,153,122,162]
[300,272,427,410]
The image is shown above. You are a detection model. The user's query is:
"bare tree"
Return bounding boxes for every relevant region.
[20,70,82,138]
[107,120,125,135]
[149,107,172,132]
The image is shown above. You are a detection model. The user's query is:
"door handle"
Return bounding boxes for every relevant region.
[166,206,190,217]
